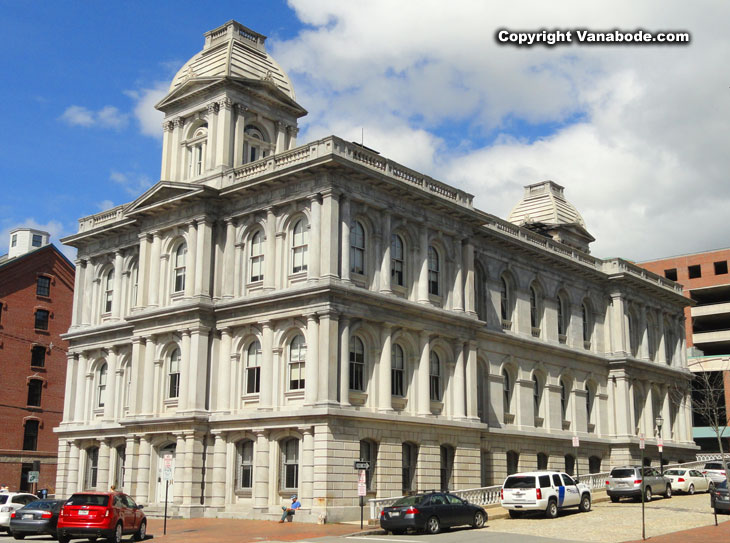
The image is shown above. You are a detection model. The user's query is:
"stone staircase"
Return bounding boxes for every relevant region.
[141,504,183,519]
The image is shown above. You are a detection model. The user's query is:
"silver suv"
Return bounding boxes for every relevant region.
[606,466,672,502]
[702,462,729,485]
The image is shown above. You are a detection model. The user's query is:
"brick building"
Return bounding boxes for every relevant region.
[639,248,730,450]
[0,228,74,491]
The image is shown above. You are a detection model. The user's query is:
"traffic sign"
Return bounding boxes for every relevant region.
[354,461,370,470]
[572,436,580,448]
[162,454,174,481]
[357,468,367,497]
[639,434,645,450]
[27,471,39,483]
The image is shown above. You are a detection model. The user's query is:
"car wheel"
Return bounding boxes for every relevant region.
[134,520,147,541]
[58,536,70,543]
[508,510,522,519]
[579,493,591,512]
[665,485,672,498]
[472,510,486,528]
[545,499,558,519]
[426,516,440,534]
[109,522,123,543]
[688,484,695,495]
[708,482,715,493]
[610,496,620,503]
[12,534,25,540]
[644,487,652,502]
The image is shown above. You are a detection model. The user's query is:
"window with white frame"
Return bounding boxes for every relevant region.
[533,374,541,418]
[174,243,187,293]
[237,440,254,490]
[246,341,261,394]
[104,269,114,313]
[187,124,207,178]
[97,363,108,408]
[427,246,439,295]
[349,337,365,392]
[391,234,404,286]
[168,348,181,399]
[503,369,512,416]
[249,230,264,282]
[85,447,99,489]
[291,219,309,273]
[391,344,405,397]
[244,125,271,163]
[280,438,299,490]
[429,351,441,401]
[130,262,138,307]
[350,221,365,275]
[288,335,306,390]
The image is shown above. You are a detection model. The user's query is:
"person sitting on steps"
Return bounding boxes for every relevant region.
[279,495,301,523]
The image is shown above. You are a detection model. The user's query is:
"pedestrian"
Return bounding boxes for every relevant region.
[0,484,8,493]
[110,485,117,492]
[279,494,301,523]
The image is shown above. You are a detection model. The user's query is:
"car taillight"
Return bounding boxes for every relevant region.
[405,507,419,515]
[10,512,16,519]
[380,510,385,517]
[500,488,504,500]
[634,479,642,485]
[536,488,542,499]
[703,471,708,474]
[41,511,53,519]
[605,480,610,485]
[677,478,685,483]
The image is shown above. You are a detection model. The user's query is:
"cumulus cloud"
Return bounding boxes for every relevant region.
[270,0,730,260]
[124,81,168,139]
[96,200,115,211]
[59,105,128,129]
[110,171,153,197]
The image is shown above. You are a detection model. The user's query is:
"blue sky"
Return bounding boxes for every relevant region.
[1,1,728,261]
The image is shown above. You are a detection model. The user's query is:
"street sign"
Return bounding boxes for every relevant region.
[358,469,367,496]
[639,434,645,450]
[572,436,580,448]
[354,461,370,470]
[27,471,39,483]
[162,454,174,481]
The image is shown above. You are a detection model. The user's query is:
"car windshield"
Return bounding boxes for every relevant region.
[504,476,536,489]
[705,463,723,470]
[664,470,684,476]
[23,500,59,511]
[610,469,635,478]
[65,494,109,507]
[0,495,7,504]
[392,495,425,506]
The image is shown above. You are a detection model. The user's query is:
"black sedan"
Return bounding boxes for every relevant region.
[380,492,487,534]
[711,479,729,514]
[9,499,65,540]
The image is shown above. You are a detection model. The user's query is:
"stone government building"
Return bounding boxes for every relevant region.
[55,20,696,521]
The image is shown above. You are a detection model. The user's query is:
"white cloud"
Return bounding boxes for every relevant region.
[97,200,115,211]
[110,170,153,197]
[124,81,168,139]
[59,105,128,129]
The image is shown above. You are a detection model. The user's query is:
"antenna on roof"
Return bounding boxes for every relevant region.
[361,127,364,146]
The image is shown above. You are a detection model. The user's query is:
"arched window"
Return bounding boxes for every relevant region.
[402,442,418,493]
[564,454,575,476]
[628,312,639,357]
[537,452,548,471]
[529,285,540,330]
[664,322,674,365]
[244,125,270,163]
[582,302,592,348]
[246,341,261,395]
[440,445,454,491]
[123,361,132,410]
[560,378,569,420]
[360,439,377,491]
[500,276,512,325]
[557,294,569,341]
[237,440,254,490]
[280,438,299,491]
[506,450,519,475]
[173,243,187,293]
[391,344,405,397]
[533,375,541,418]
[97,363,108,408]
[288,335,306,390]
[85,446,99,489]
[589,456,602,474]
[429,352,441,401]
[130,262,139,308]
[350,221,365,275]
[427,246,439,295]
[188,124,207,177]
[586,384,595,430]
[503,369,512,417]
[349,337,365,392]
[168,348,181,399]
[291,219,309,273]
[104,269,114,313]
[391,234,404,287]
[249,230,264,282]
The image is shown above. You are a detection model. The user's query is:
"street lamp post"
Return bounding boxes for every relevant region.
[655,415,664,475]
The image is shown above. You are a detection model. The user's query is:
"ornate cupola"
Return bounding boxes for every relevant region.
[156,20,307,185]
[507,180,595,253]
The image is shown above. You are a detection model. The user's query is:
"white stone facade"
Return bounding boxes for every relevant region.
[56,21,697,522]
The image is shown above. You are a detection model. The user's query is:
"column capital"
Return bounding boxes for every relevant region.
[207,102,219,114]
[163,120,175,132]
[131,336,145,346]
[253,429,269,438]
[299,426,314,436]
[220,326,233,337]
[304,312,319,323]
[173,117,185,129]
[235,103,248,114]
[218,97,233,110]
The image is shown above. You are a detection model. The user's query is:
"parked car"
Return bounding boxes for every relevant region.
[9,499,65,540]
[380,491,487,534]
[606,466,672,502]
[663,468,713,494]
[0,493,39,533]
[702,462,729,485]
[710,479,729,514]
[56,492,146,543]
[500,471,592,519]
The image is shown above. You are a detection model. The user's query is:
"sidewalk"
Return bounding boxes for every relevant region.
[623,516,730,543]
[145,517,359,543]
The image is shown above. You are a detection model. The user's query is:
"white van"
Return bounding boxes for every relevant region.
[501,471,592,518]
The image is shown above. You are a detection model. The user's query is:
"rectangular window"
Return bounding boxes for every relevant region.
[23,420,39,451]
[32,234,42,247]
[11,234,17,247]
[688,264,702,279]
[714,261,728,275]
[27,380,43,407]
[36,276,51,297]
[663,268,677,281]
[31,345,46,367]
[34,309,49,330]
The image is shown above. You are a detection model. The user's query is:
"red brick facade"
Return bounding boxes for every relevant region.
[0,245,74,493]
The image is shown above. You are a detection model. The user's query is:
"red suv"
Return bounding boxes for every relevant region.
[57,491,146,543]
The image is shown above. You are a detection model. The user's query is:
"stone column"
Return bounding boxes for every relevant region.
[98,439,111,490]
[614,374,633,436]
[380,212,392,293]
[656,315,666,364]
[195,219,212,297]
[62,354,77,423]
[161,121,173,179]
[206,103,218,170]
[67,441,80,494]
[173,434,185,504]
[452,342,466,419]
[136,234,150,308]
[123,436,137,495]
[275,121,287,153]
[340,197,351,282]
[81,260,94,325]
[305,314,319,404]
[140,337,157,416]
[639,305,649,360]
[418,332,431,415]
[418,228,430,303]
[111,250,124,319]
[178,330,191,411]
[222,220,236,299]
[253,431,269,510]
[188,329,209,412]
[300,428,314,508]
[260,321,274,409]
[378,324,393,412]
[169,117,184,181]
[185,221,197,298]
[466,341,479,419]
[148,232,161,307]
[287,125,298,149]
[308,195,321,280]
[71,259,85,327]
[609,293,626,355]
[217,328,232,412]
[318,312,338,405]
[320,189,340,279]
[233,104,246,166]
[264,207,276,290]
[339,317,351,406]
[74,352,88,423]
[211,432,227,507]
[464,239,476,315]
[233,238,243,298]
[452,241,464,312]
[133,437,150,504]
[216,97,233,168]
[103,347,118,421]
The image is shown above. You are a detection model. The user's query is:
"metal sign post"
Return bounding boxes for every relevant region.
[162,454,173,535]
[639,434,645,540]
[354,460,370,529]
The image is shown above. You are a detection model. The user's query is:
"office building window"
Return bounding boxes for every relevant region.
[23,420,39,451]
[31,345,46,367]
[34,309,49,330]
[27,380,43,407]
[36,276,51,297]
